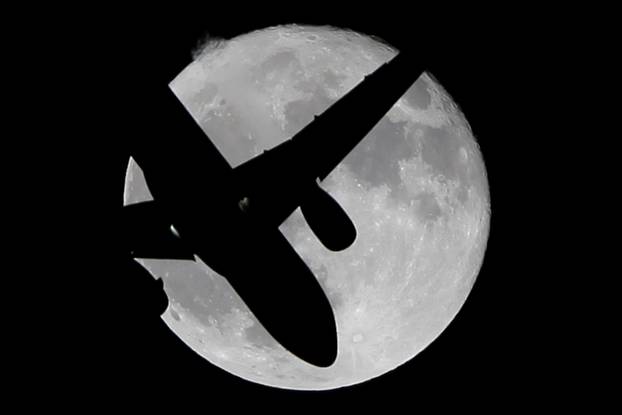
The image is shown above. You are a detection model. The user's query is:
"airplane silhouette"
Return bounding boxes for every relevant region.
[123,48,424,367]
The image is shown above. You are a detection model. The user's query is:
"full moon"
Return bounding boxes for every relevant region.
[123,25,490,390]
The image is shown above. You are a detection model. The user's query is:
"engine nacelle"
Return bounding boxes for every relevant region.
[300,182,357,251]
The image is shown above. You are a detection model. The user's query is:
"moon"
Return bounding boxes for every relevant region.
[123,25,490,390]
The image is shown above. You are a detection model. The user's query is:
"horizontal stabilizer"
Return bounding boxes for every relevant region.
[122,201,194,260]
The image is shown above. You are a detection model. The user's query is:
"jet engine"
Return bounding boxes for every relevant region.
[300,181,357,251]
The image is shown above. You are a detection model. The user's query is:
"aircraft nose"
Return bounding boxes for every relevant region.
[286,294,338,368]
[265,250,338,367]
[248,264,338,368]
[244,276,338,367]
[230,251,338,368]
[213,222,339,367]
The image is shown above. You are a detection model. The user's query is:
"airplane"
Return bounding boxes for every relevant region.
[123,47,425,367]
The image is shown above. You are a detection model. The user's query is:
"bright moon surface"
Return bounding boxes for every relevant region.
[123,25,490,390]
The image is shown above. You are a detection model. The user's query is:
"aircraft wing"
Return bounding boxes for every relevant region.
[231,50,425,229]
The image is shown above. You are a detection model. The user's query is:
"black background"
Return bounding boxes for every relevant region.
[53,5,579,408]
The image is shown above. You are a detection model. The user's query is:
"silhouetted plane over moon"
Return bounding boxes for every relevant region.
[123,45,424,367]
